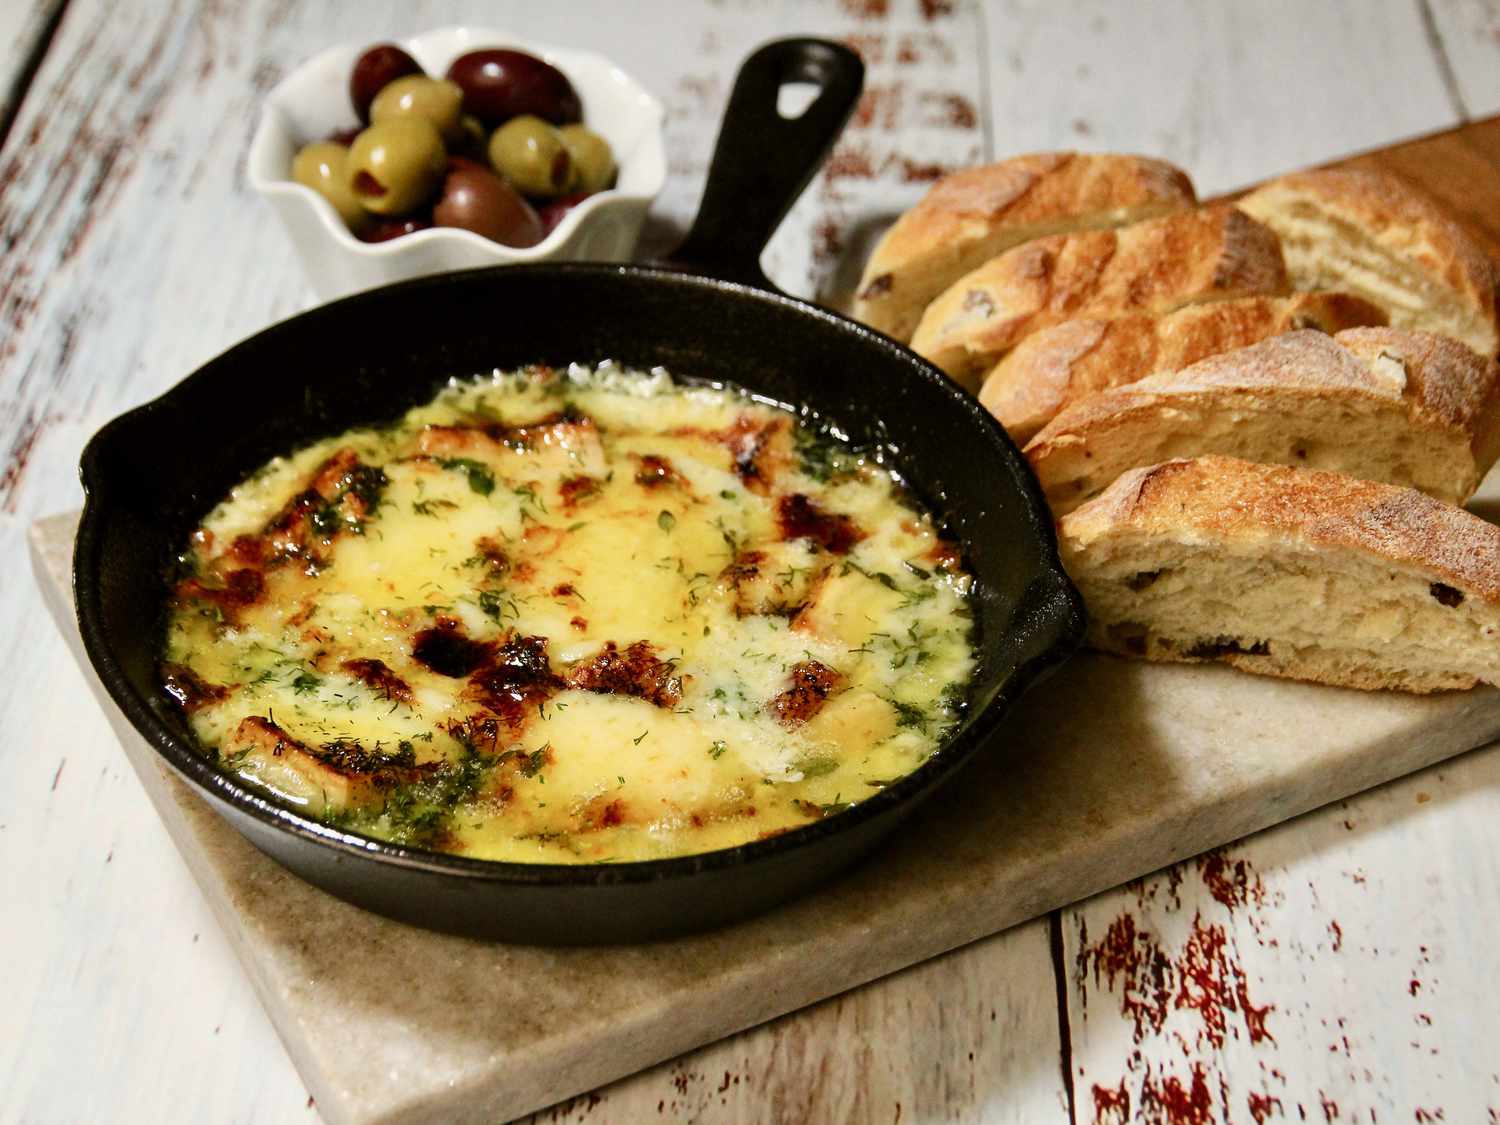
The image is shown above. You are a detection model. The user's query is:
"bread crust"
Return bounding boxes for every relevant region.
[1334,326,1500,472]
[1237,168,1500,356]
[910,205,1289,390]
[852,153,1196,343]
[979,292,1387,442]
[1024,328,1500,509]
[1061,455,1500,604]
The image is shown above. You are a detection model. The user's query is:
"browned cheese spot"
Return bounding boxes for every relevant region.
[771,660,844,726]
[567,641,683,708]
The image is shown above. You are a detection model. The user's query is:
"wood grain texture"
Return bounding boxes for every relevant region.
[1061,745,1500,1123]
[982,0,1461,196]
[521,922,1070,1125]
[5,2,1499,1123]
[0,0,65,127]
[1428,0,1500,119]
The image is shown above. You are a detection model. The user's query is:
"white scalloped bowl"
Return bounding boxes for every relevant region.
[248,26,666,301]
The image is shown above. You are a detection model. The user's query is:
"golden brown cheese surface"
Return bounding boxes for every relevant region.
[163,366,976,862]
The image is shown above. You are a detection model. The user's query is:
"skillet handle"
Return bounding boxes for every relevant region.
[662,38,864,291]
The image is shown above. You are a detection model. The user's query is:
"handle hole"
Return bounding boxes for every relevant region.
[776,80,820,120]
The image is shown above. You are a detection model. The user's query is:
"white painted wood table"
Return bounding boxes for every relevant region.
[4,2,1500,1121]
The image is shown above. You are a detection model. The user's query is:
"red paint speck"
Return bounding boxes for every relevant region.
[1248,1091,1283,1122]
[1078,912,1173,1040]
[1078,911,1273,1048]
[1092,1080,1130,1121]
[1138,1062,1216,1125]
[1409,978,1422,996]
[1198,850,1266,911]
[892,155,951,182]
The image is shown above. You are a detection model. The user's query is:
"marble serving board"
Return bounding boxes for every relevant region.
[31,509,1500,1124]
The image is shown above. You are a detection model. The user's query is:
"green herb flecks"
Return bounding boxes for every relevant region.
[438,458,496,496]
[478,589,518,622]
[323,744,495,849]
[290,671,322,696]
[795,425,858,483]
[889,697,932,731]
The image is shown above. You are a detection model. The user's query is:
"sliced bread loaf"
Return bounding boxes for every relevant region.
[852,153,1196,343]
[910,205,1289,391]
[1058,455,1500,692]
[979,292,1387,442]
[1026,328,1500,514]
[1237,168,1500,356]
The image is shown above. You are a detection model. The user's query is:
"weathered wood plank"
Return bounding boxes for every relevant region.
[981,0,1460,196]
[522,920,1069,1125]
[1427,0,1500,119]
[0,0,65,127]
[3,518,315,1123]
[1061,743,1500,1123]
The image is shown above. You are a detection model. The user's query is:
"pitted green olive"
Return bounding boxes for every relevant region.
[370,76,465,144]
[346,118,446,216]
[487,115,572,198]
[558,125,615,194]
[291,141,371,234]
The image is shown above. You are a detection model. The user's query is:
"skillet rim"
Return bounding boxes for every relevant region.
[74,260,1084,889]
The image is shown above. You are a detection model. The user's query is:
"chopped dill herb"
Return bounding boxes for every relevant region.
[794,425,855,483]
[477,589,517,622]
[438,457,495,495]
[290,671,322,696]
[511,482,548,513]
[889,699,929,730]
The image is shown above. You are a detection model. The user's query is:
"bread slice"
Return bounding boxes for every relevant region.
[910,205,1289,391]
[852,153,1196,344]
[1026,328,1500,514]
[1059,455,1500,692]
[1237,168,1500,357]
[980,292,1387,442]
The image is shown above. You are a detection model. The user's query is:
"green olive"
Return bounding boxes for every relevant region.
[370,75,465,144]
[558,125,615,194]
[487,115,572,198]
[346,118,446,216]
[291,141,371,234]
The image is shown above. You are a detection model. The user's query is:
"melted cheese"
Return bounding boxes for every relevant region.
[163,364,976,863]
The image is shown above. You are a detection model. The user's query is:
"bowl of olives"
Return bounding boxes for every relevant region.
[248,26,666,300]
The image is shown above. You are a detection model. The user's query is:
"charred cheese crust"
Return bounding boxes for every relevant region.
[163,365,977,863]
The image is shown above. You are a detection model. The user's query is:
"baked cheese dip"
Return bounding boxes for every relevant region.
[161,364,976,863]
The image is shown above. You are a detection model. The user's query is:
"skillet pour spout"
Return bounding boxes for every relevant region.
[73,38,1084,944]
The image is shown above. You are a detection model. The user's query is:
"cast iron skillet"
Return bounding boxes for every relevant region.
[75,39,1084,944]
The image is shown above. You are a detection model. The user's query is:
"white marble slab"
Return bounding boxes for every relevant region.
[33,510,1500,1124]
